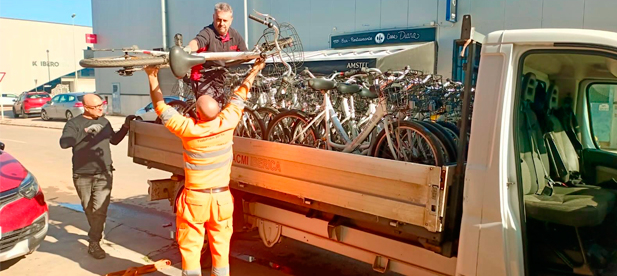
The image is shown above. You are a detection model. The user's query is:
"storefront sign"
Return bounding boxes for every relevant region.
[32,61,60,67]
[330,27,436,49]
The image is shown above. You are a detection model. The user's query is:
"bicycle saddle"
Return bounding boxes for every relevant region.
[169,46,206,79]
[359,87,378,99]
[308,78,336,91]
[336,83,362,95]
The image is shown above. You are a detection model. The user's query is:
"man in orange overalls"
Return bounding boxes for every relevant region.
[144,58,265,276]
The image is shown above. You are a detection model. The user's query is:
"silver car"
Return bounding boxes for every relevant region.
[40,92,107,121]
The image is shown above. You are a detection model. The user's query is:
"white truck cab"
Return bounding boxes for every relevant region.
[129,16,617,276]
[460,26,617,276]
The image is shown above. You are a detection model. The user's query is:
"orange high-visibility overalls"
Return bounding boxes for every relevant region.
[155,86,248,276]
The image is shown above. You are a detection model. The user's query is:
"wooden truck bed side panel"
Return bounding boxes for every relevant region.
[129,121,448,232]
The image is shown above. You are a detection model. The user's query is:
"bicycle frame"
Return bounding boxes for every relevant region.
[291,90,396,157]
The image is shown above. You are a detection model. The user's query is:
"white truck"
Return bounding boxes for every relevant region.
[128,16,617,276]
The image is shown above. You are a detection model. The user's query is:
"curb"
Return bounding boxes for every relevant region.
[0,120,64,130]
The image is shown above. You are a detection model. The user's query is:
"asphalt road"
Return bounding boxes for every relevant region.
[0,123,402,276]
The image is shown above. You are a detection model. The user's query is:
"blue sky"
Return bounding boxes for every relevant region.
[0,0,92,26]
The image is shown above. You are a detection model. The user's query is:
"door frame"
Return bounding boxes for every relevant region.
[111,82,121,114]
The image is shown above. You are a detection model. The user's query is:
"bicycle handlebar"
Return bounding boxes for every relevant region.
[249,15,273,28]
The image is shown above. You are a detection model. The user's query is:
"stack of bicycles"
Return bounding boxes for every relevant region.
[250,66,469,167]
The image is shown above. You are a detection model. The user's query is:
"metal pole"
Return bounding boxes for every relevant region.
[72,14,78,91]
[447,41,476,254]
[46,50,51,84]
[244,0,248,46]
[161,0,167,50]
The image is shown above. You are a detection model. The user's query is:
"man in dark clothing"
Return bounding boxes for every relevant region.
[59,93,137,259]
[187,2,248,107]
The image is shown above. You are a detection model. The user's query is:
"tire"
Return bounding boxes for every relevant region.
[41,110,50,121]
[436,121,460,138]
[234,107,267,140]
[371,120,445,166]
[79,55,167,68]
[12,107,18,118]
[255,107,279,128]
[265,110,320,148]
[416,121,457,163]
[65,110,73,120]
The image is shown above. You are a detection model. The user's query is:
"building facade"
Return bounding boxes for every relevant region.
[90,0,617,115]
[0,18,96,96]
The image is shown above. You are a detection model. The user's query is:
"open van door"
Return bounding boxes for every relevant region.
[506,29,617,275]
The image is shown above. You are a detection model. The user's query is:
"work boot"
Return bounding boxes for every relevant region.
[88,241,106,259]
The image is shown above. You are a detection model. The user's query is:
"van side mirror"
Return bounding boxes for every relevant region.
[0,142,5,151]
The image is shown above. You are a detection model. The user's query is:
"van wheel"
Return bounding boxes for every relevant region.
[66,111,74,120]
[41,110,51,121]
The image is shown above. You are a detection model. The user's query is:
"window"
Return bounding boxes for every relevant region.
[51,95,61,103]
[27,93,50,99]
[587,83,617,151]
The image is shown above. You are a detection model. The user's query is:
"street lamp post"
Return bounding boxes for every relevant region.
[46,50,51,84]
[71,13,78,92]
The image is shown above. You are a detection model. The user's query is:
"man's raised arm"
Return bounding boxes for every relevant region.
[143,66,192,136]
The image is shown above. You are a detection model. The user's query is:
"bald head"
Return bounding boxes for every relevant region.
[196,95,220,121]
[83,93,101,106]
[82,93,104,119]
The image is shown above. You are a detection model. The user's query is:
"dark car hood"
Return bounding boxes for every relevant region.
[0,150,27,192]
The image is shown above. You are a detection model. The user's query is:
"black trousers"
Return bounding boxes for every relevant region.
[72,172,113,242]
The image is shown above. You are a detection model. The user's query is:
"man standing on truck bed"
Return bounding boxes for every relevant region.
[143,57,265,276]
[186,2,248,108]
[59,93,138,259]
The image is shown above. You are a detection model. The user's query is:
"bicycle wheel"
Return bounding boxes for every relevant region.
[436,121,460,137]
[234,107,267,140]
[255,107,279,129]
[265,110,320,148]
[371,120,445,166]
[80,55,167,68]
[435,121,459,147]
[416,121,457,163]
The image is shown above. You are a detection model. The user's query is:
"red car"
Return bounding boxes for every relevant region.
[0,141,49,262]
[12,92,51,118]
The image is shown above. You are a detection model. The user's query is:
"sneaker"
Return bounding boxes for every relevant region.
[88,241,106,259]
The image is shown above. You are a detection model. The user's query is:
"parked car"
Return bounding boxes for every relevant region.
[0,94,18,106]
[40,92,107,121]
[134,96,180,122]
[0,141,49,262]
[12,92,51,118]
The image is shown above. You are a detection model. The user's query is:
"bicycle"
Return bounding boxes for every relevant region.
[265,67,446,166]
[79,11,297,78]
